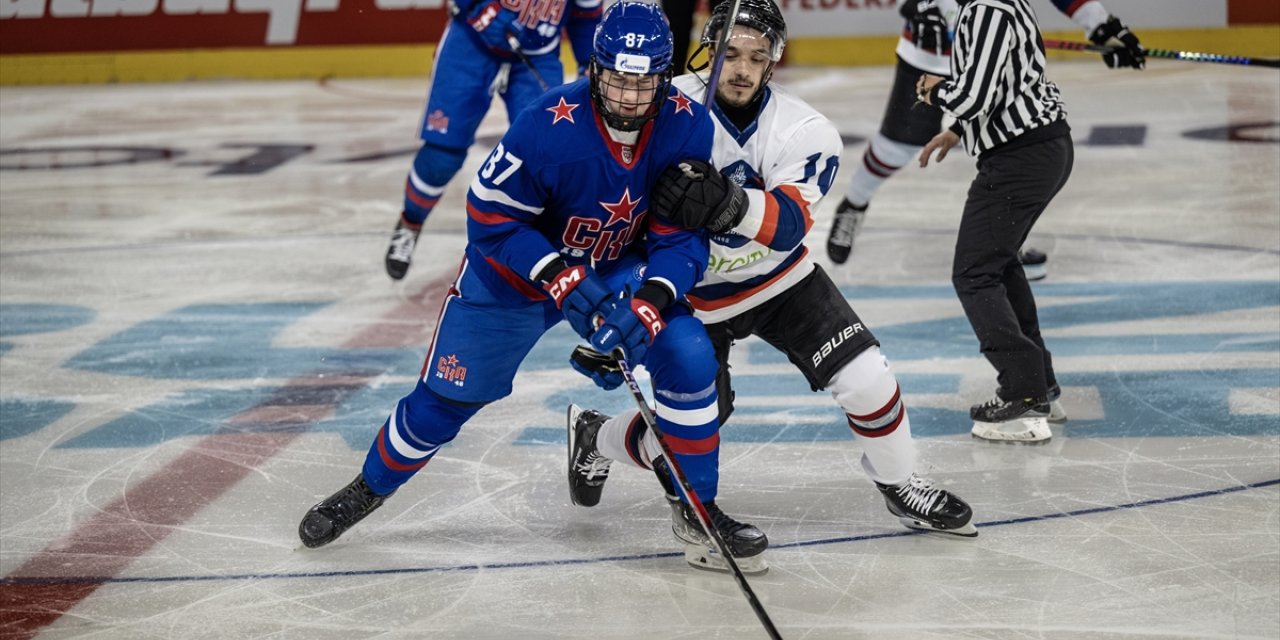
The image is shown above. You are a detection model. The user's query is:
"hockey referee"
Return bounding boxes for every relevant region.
[915,0,1081,444]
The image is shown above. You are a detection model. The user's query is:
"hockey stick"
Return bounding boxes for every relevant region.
[1043,39,1280,69]
[614,356,783,640]
[702,0,745,103]
[507,35,552,92]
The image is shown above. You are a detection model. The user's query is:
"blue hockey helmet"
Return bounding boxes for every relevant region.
[589,0,675,131]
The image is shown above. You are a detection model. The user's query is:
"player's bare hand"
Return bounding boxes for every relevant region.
[918,130,960,168]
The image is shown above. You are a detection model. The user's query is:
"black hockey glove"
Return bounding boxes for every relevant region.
[1089,16,1145,70]
[652,159,748,234]
[570,345,623,390]
[899,0,949,53]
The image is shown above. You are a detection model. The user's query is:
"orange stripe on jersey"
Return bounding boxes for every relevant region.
[756,192,779,246]
[778,184,815,234]
[687,246,809,312]
[466,201,518,226]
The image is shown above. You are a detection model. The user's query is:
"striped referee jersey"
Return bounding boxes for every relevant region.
[934,0,1067,156]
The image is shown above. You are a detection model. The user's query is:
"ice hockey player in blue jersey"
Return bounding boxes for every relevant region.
[826,0,1145,277]
[566,0,978,558]
[300,2,766,565]
[383,0,603,280]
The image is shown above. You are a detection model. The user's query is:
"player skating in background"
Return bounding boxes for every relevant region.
[825,0,1144,276]
[567,0,978,566]
[383,0,602,280]
[300,3,765,559]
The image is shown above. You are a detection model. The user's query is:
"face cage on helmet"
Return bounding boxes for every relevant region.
[589,57,673,132]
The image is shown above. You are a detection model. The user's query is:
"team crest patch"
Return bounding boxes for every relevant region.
[435,353,467,386]
[427,109,449,134]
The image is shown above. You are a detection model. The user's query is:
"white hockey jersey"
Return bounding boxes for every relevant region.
[672,74,843,325]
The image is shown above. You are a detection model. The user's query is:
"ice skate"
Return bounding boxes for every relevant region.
[298,474,392,548]
[1046,384,1067,423]
[1018,247,1048,281]
[826,199,867,265]
[655,459,769,574]
[567,404,613,507]
[875,473,978,537]
[969,392,1052,444]
[385,218,421,280]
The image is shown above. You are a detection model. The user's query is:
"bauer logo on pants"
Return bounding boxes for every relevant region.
[812,323,865,367]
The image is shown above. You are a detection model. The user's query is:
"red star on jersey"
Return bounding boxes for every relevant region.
[600,187,643,227]
[546,97,578,125]
[445,354,458,366]
[668,91,693,116]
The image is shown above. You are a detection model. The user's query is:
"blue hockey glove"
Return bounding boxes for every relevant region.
[570,345,623,390]
[589,296,666,365]
[899,0,949,53]
[466,0,522,54]
[1089,16,1145,70]
[543,264,615,339]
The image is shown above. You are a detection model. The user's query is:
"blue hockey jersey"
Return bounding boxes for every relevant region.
[464,79,716,306]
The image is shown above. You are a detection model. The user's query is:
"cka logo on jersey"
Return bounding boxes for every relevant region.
[435,354,468,387]
[560,186,647,262]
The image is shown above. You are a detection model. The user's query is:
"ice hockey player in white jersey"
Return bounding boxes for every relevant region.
[567,0,978,574]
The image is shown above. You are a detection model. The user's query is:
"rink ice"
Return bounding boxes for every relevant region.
[0,61,1278,639]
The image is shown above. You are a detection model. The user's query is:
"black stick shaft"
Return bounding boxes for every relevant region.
[615,358,783,640]
[1043,39,1280,68]
[508,36,552,91]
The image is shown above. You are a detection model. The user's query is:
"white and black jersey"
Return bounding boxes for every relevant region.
[933,0,1066,156]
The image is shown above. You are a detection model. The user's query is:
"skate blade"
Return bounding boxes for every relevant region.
[565,404,590,507]
[1047,400,1068,424]
[683,544,769,575]
[899,517,979,538]
[971,416,1051,444]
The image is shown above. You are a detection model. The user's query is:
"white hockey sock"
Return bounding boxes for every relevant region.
[830,346,917,486]
[844,133,922,207]
[595,408,662,470]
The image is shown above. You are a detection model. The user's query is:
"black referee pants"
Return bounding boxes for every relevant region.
[952,133,1074,402]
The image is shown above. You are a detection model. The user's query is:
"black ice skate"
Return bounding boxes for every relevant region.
[567,404,613,507]
[298,474,392,548]
[385,218,421,280]
[826,199,867,265]
[656,458,769,574]
[1018,247,1048,281]
[970,392,1052,443]
[875,473,978,537]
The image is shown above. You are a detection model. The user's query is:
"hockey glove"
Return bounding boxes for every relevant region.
[1089,16,1145,70]
[465,0,522,54]
[570,345,623,390]
[542,263,615,340]
[589,296,666,365]
[899,0,949,53]
[652,159,748,234]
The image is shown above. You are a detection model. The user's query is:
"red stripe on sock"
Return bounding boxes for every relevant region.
[376,425,432,472]
[665,432,720,455]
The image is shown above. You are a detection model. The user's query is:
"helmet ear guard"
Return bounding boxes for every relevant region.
[589,1,675,132]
